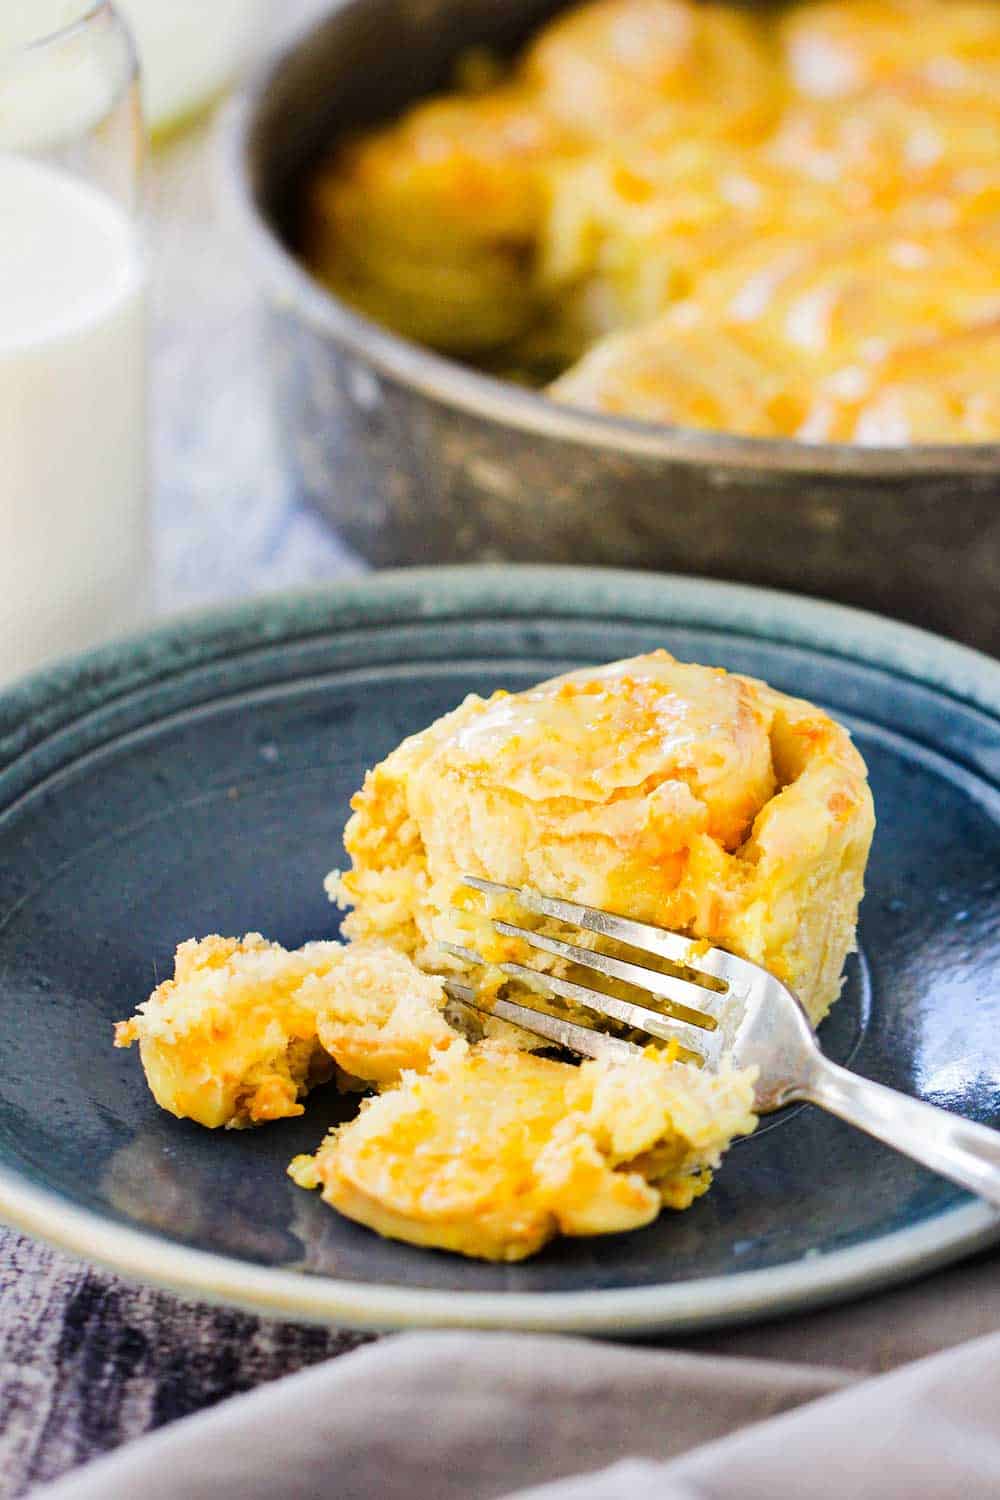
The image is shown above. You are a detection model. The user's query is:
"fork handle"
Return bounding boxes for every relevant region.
[796,1057,1000,1209]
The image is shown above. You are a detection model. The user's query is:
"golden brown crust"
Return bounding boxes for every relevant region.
[291,1042,757,1261]
[334,651,875,1025]
[304,0,1000,441]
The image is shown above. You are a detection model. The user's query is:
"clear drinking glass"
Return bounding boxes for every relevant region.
[0,3,148,685]
[114,0,270,138]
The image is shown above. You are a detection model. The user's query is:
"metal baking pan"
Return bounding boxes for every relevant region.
[224,0,999,650]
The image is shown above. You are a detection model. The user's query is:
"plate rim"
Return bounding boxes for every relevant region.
[3,1168,998,1333]
[1,564,998,1333]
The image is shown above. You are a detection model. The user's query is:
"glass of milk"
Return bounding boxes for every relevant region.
[0,3,148,685]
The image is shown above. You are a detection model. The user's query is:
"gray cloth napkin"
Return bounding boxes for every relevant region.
[32,1326,1000,1500]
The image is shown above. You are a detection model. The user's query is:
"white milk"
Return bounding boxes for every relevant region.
[0,154,147,683]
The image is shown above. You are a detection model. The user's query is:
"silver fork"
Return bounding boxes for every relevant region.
[442,877,1000,1209]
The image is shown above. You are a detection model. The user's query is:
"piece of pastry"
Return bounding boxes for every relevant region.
[333,650,875,1026]
[779,0,1000,102]
[302,0,1000,443]
[304,83,573,355]
[847,322,1000,445]
[552,211,1000,439]
[290,1040,758,1261]
[549,308,805,436]
[115,934,456,1128]
[521,0,779,143]
[304,0,778,357]
[690,216,1000,379]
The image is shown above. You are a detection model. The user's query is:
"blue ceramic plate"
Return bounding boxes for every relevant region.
[1,567,998,1334]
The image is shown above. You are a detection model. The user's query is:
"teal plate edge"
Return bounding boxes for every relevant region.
[1,564,998,1335]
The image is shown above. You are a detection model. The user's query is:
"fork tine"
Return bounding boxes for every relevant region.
[493,920,725,1020]
[442,979,643,1062]
[443,941,499,969]
[442,941,714,1061]
[441,976,480,1005]
[499,959,715,1062]
[463,876,737,985]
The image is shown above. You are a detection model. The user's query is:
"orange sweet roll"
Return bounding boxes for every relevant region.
[115,934,456,1128]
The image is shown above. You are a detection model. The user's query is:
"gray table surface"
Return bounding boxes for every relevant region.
[2,15,999,1496]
